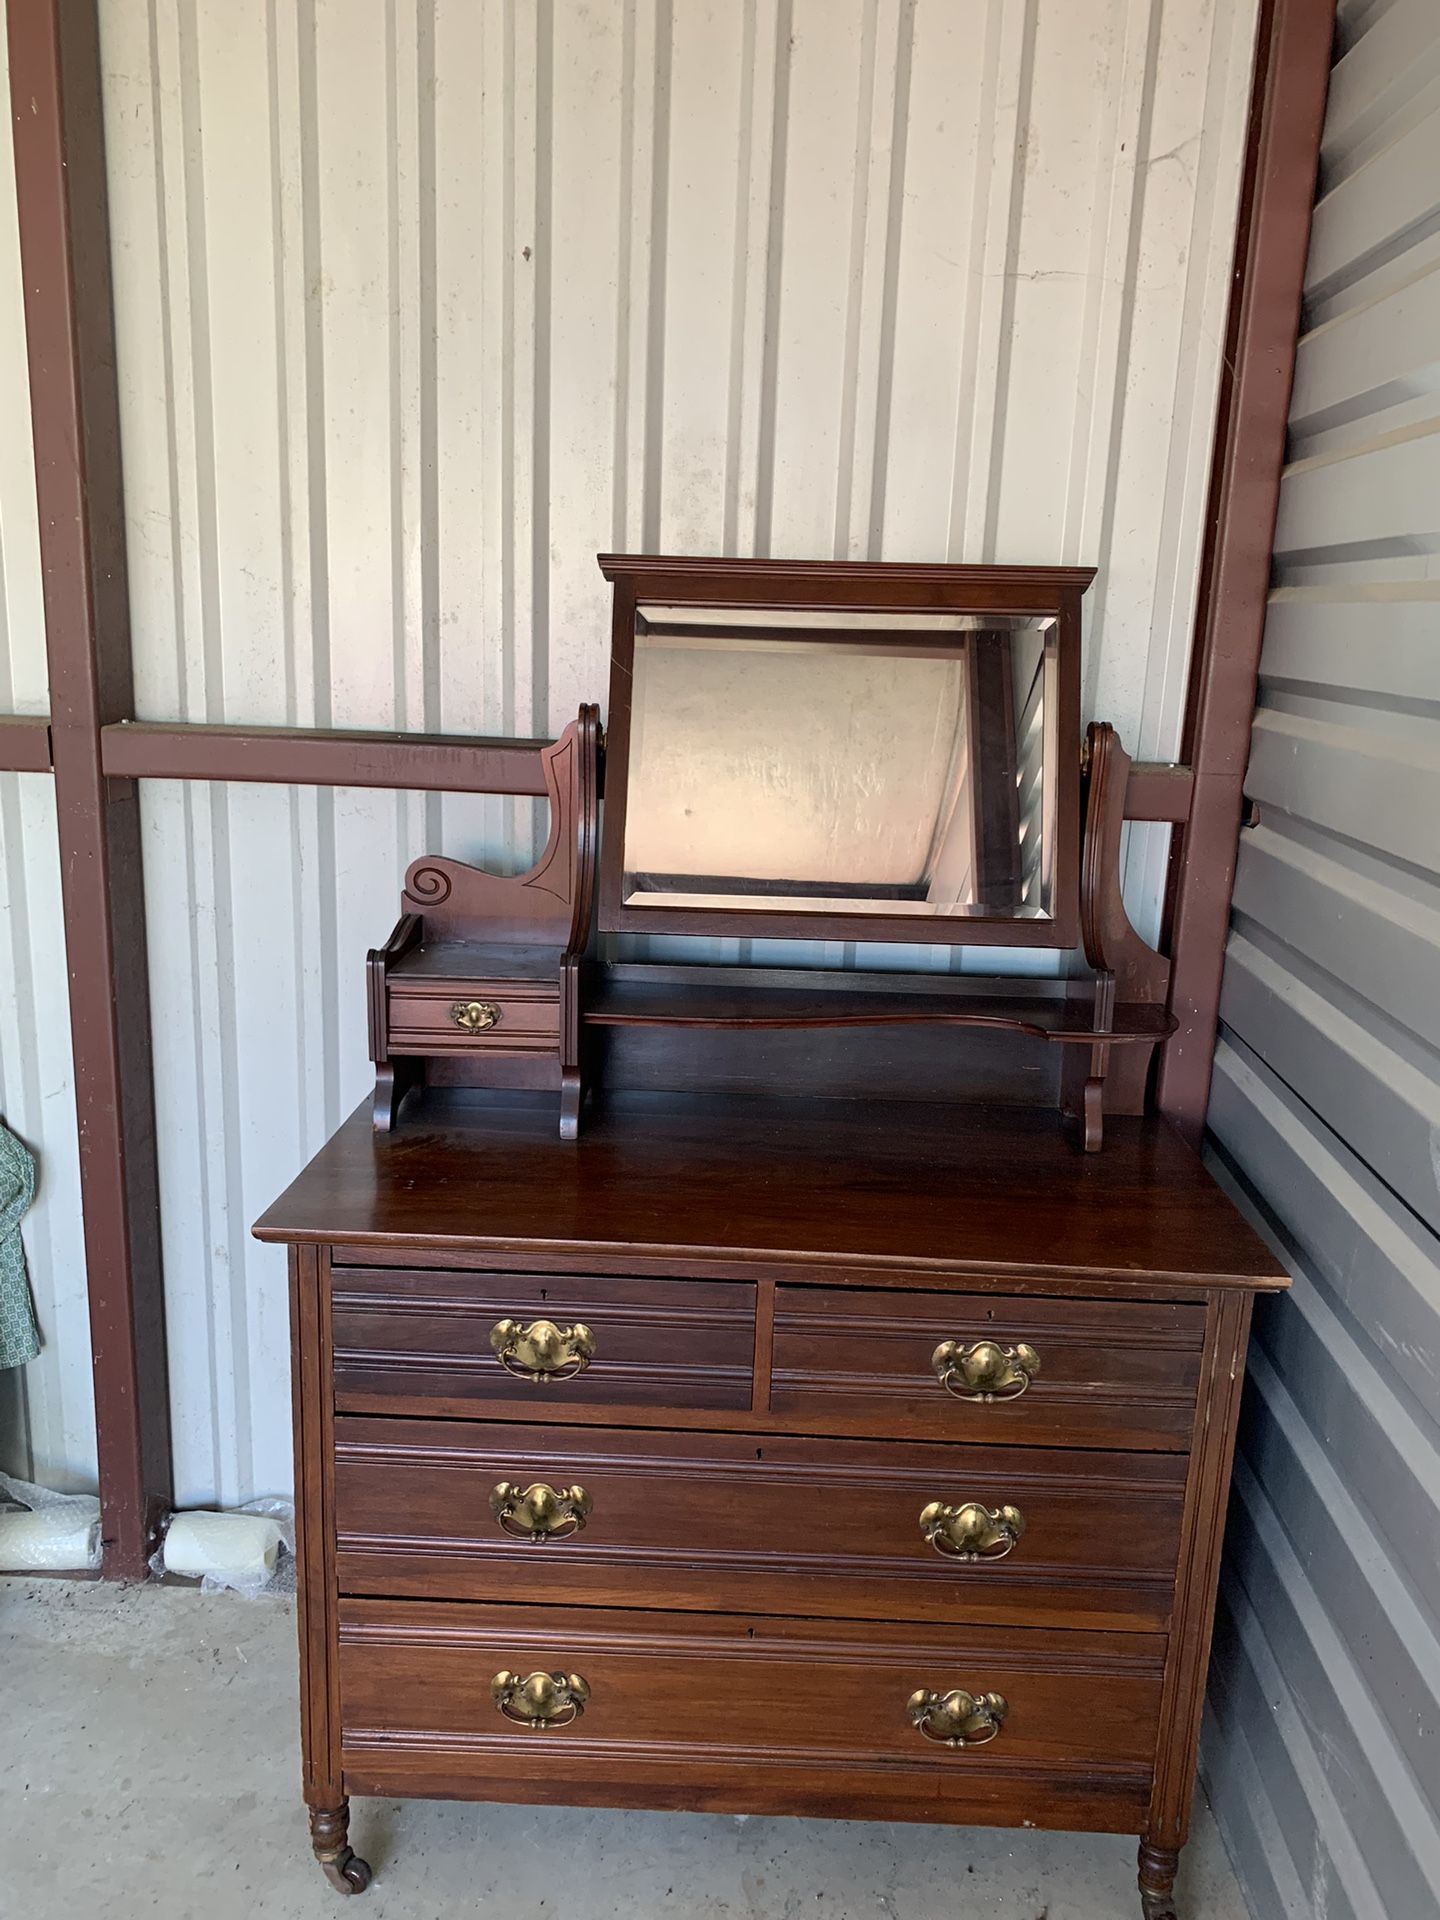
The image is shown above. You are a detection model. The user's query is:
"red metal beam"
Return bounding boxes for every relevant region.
[101,721,555,797]
[0,715,53,773]
[90,714,1195,831]
[1125,764,1193,825]
[1158,0,1334,1145]
[9,0,171,1576]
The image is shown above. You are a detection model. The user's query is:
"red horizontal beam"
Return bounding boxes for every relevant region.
[100,720,556,797]
[0,715,53,772]
[1124,763,1193,824]
[98,719,1182,818]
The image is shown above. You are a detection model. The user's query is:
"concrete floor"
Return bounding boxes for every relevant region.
[3,1579,1251,1919]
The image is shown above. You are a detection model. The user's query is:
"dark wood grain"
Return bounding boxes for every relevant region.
[1072,724,1173,1121]
[1145,1289,1256,1856]
[770,1287,1203,1451]
[387,983,561,1051]
[289,1246,341,1809]
[331,1268,756,1416]
[368,708,600,1135]
[267,956,1285,1912]
[333,1417,1186,1632]
[337,1598,1163,1825]
[596,556,1099,598]
[265,1094,1287,1906]
[340,1745,1152,1833]
[389,941,565,982]
[592,1006,1068,1107]
[256,1092,1286,1291]
[585,974,1171,1041]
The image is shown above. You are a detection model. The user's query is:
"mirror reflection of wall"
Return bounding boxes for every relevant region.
[621,607,1055,923]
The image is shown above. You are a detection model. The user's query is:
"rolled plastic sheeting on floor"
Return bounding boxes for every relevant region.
[162,1509,284,1586]
[0,1499,101,1571]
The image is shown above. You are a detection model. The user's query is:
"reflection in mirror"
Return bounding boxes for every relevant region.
[620,606,1055,922]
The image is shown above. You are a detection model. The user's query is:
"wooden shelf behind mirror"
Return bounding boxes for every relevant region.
[584,966,1174,1046]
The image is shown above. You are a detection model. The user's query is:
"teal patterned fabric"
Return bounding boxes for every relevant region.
[0,1123,40,1370]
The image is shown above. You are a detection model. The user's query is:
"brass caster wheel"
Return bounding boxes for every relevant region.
[320,1849,372,1895]
[1140,1891,1178,1920]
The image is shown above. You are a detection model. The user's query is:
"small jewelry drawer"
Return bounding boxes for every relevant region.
[337,1600,1164,1825]
[333,1418,1188,1632]
[330,1268,756,1418]
[386,981,560,1054]
[769,1286,1206,1450]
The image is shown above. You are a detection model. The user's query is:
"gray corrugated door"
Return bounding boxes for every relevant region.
[1200,3,1440,1916]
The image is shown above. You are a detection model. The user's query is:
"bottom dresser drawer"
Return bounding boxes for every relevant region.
[337,1600,1163,1831]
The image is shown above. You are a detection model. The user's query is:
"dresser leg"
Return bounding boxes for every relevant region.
[1138,1840,1180,1920]
[311,1802,372,1896]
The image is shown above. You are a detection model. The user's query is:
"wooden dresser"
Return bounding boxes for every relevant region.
[255,1089,1285,1918]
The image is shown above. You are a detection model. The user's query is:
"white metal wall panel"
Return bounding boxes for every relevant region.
[92,0,1258,1505]
[1201,1,1440,1913]
[0,9,96,1491]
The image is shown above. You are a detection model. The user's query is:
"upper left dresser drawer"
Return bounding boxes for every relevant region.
[329,1267,756,1417]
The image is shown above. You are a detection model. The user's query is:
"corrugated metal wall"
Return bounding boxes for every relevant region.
[1200,1,1440,1914]
[0,19,95,1492]
[0,0,1262,1504]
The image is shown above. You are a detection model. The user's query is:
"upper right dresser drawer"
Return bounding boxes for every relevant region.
[769,1287,1206,1450]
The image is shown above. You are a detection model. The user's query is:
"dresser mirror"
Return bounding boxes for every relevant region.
[367,557,1182,1153]
[620,609,1054,921]
[598,558,1083,946]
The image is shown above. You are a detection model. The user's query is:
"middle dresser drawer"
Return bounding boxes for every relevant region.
[331,1269,756,1417]
[333,1418,1187,1633]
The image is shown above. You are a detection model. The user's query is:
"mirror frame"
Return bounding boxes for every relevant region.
[596,555,1094,948]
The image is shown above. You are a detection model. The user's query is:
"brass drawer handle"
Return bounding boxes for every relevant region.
[491,1669,590,1729]
[451,999,501,1031]
[907,1687,1008,1748]
[490,1480,592,1541]
[489,1317,595,1382]
[919,1500,1026,1562]
[931,1338,1040,1402]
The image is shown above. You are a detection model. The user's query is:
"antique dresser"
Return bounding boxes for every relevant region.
[255,559,1286,1919]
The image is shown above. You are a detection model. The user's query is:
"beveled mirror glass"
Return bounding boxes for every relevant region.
[619,606,1055,922]
[598,557,1088,947]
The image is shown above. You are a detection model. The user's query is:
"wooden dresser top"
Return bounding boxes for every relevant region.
[254,1092,1285,1292]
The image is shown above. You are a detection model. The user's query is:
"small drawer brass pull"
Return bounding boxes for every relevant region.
[491,1669,590,1729]
[919,1500,1026,1562]
[931,1338,1040,1402]
[451,999,502,1031]
[490,1480,592,1541]
[907,1686,1008,1748]
[489,1317,595,1382]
